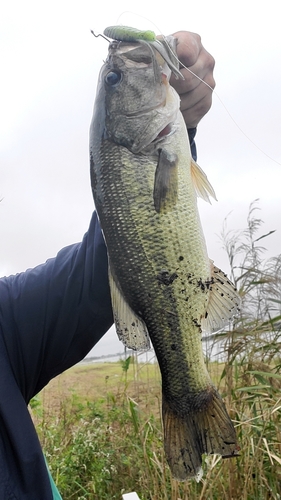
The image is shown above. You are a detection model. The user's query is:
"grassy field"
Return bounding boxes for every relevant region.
[31,354,281,500]
[38,358,162,416]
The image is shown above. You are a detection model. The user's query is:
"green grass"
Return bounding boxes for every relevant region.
[31,355,281,500]
[30,202,281,499]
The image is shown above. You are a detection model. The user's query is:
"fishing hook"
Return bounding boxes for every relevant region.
[90,30,110,42]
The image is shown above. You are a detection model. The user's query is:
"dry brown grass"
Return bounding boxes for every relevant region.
[39,359,162,419]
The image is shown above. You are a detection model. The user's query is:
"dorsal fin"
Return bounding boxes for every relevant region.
[191,158,217,203]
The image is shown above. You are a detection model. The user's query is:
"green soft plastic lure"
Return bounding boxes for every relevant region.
[103,25,156,42]
[102,25,184,80]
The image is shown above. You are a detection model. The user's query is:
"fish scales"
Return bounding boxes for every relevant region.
[90,32,240,480]
[95,136,210,398]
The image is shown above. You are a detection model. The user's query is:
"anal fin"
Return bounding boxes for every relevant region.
[109,268,150,350]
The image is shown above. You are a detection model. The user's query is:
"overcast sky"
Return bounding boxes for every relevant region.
[1,0,280,356]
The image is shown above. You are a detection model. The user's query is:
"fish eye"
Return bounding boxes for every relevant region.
[105,70,122,86]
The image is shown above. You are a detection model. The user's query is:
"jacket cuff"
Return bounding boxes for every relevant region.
[187,127,197,161]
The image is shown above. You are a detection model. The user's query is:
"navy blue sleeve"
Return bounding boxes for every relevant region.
[0,212,113,404]
[188,127,197,161]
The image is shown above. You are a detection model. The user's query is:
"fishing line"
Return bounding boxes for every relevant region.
[173,62,281,167]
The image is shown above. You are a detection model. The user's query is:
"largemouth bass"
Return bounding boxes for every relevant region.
[90,33,240,480]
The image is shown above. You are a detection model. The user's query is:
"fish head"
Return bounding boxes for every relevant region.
[91,36,181,153]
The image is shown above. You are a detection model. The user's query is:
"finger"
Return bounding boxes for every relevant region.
[171,49,215,95]
[169,31,216,128]
[172,31,202,67]
[178,69,216,108]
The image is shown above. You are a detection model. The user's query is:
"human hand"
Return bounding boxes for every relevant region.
[170,31,215,129]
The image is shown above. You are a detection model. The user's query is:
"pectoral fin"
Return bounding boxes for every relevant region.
[201,261,241,333]
[109,268,150,350]
[153,149,178,213]
[191,159,217,203]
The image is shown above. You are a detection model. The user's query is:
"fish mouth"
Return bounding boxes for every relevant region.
[112,36,183,81]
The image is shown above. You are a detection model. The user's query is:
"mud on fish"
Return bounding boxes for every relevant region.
[90,29,240,480]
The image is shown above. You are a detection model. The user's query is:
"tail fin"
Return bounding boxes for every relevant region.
[162,387,239,481]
